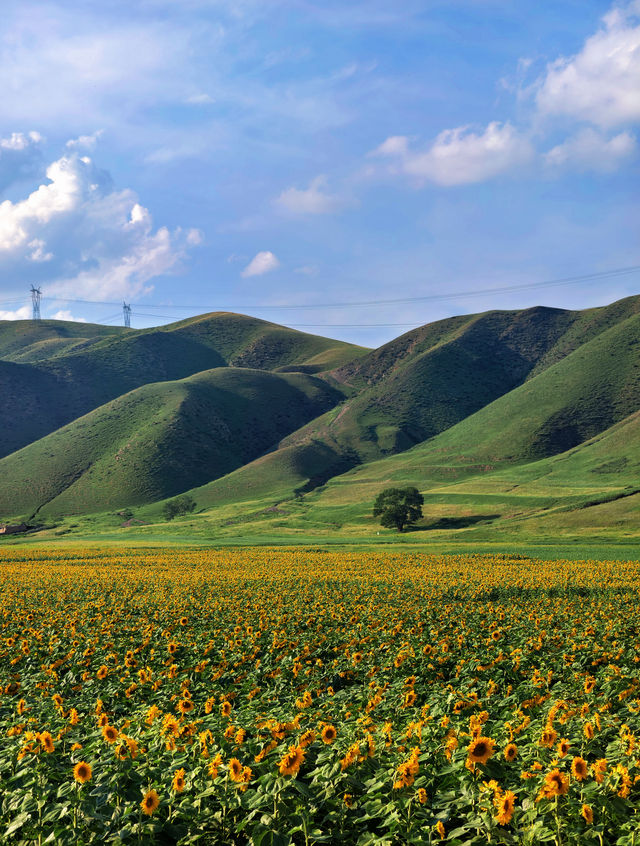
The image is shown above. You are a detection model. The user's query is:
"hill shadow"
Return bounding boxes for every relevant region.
[417,514,501,531]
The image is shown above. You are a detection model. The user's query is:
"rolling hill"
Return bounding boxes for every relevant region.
[0,293,638,535]
[183,295,640,512]
[0,367,342,519]
[0,313,366,457]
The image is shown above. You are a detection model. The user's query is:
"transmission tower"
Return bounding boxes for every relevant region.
[30,286,42,321]
[123,301,132,328]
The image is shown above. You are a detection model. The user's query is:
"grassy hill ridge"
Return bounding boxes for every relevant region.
[0,313,366,458]
[184,303,640,514]
[0,367,342,520]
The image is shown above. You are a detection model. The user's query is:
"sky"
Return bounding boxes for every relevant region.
[0,0,639,347]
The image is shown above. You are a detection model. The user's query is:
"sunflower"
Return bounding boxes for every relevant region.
[436,820,445,840]
[403,690,417,707]
[208,753,223,779]
[177,699,194,714]
[417,788,427,804]
[39,732,55,754]
[539,768,570,799]
[228,758,244,782]
[539,727,558,748]
[96,666,108,680]
[467,736,495,765]
[584,722,594,740]
[299,729,316,747]
[101,725,118,744]
[581,804,594,824]
[172,768,186,792]
[557,738,570,757]
[571,756,588,781]
[504,743,518,762]
[321,724,337,744]
[592,758,607,783]
[141,789,160,816]
[494,790,515,825]
[220,701,232,717]
[278,745,305,776]
[73,762,92,784]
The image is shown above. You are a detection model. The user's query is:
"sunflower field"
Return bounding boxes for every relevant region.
[1,546,640,845]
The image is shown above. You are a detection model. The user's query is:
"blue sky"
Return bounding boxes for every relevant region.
[0,0,639,346]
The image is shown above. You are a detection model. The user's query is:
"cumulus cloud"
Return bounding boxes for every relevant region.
[0,130,44,193]
[275,175,345,214]
[66,130,104,150]
[544,128,637,171]
[241,250,280,277]
[27,238,53,262]
[0,148,201,301]
[373,122,534,186]
[51,309,86,323]
[0,305,30,321]
[535,4,640,127]
[185,93,215,105]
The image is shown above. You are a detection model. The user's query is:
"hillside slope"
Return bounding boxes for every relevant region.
[186,296,640,510]
[0,368,342,519]
[0,313,366,457]
[302,313,640,515]
[0,319,126,363]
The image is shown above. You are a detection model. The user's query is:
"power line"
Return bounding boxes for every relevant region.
[0,263,635,313]
[131,311,425,328]
[127,265,640,311]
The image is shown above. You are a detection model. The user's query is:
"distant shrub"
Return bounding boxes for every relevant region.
[163,495,196,521]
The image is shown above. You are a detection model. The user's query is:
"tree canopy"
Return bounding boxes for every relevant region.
[373,486,424,532]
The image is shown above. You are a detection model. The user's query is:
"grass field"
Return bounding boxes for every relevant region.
[1,546,639,845]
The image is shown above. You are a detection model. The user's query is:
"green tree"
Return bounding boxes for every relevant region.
[373,486,424,532]
[163,494,196,521]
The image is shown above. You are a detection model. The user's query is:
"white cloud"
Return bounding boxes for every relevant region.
[371,135,409,157]
[185,93,215,105]
[0,130,44,192]
[66,130,104,150]
[51,309,86,323]
[373,122,534,186]
[0,305,30,321]
[241,250,280,277]
[1,131,43,151]
[27,238,53,262]
[275,175,345,214]
[0,148,201,301]
[294,264,319,275]
[545,128,637,171]
[535,5,640,127]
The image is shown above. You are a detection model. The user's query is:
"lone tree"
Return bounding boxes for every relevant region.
[163,494,196,521]
[373,486,424,532]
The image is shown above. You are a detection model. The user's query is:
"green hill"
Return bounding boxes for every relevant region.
[0,313,366,457]
[1,294,638,535]
[185,296,640,511]
[0,319,126,363]
[0,367,342,520]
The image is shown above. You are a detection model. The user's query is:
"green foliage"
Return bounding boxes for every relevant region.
[373,486,424,531]
[162,494,196,520]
